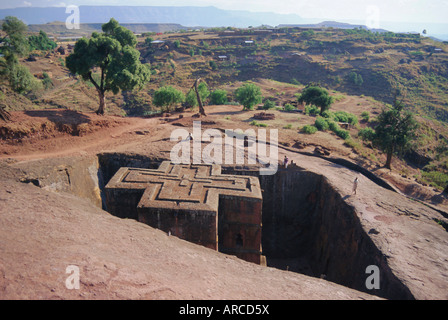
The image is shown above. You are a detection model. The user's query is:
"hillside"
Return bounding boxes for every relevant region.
[2,25,448,201]
[135,27,448,191]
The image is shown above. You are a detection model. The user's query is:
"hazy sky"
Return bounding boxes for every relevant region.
[1,0,447,24]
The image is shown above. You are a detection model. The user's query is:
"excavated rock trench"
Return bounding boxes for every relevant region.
[94,152,413,300]
[13,152,414,299]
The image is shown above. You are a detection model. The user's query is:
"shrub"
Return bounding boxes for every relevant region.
[361,111,370,122]
[333,111,347,123]
[290,78,301,85]
[328,120,340,132]
[420,170,448,190]
[347,113,359,125]
[210,89,228,105]
[185,90,198,108]
[325,120,350,140]
[333,111,358,125]
[302,30,315,39]
[301,125,318,134]
[6,62,42,95]
[336,129,350,140]
[153,85,185,112]
[263,99,275,110]
[315,117,329,131]
[321,110,334,119]
[333,94,346,102]
[304,105,320,116]
[358,127,375,141]
[284,103,296,111]
[250,120,268,127]
[42,72,53,90]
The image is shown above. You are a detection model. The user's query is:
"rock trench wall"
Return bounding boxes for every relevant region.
[223,166,414,300]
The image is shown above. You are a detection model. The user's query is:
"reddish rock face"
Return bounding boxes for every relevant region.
[105,161,263,264]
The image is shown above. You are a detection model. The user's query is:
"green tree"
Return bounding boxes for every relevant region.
[153,85,185,112]
[186,82,209,108]
[263,99,275,110]
[298,85,334,115]
[29,30,57,51]
[0,31,40,97]
[235,82,263,111]
[185,90,198,108]
[0,16,29,57]
[144,37,154,46]
[373,98,418,169]
[347,71,363,86]
[0,17,33,121]
[209,60,217,70]
[66,18,150,115]
[210,89,228,105]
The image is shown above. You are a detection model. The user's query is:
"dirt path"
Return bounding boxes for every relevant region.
[0,113,159,162]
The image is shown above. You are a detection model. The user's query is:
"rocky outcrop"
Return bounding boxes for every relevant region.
[0,176,380,300]
[3,148,447,300]
[226,166,415,299]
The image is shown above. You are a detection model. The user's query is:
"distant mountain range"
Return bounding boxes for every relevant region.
[2,5,447,41]
[0,5,305,28]
[23,21,189,37]
[279,21,389,33]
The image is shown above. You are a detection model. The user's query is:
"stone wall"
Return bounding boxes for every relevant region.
[139,207,218,250]
[218,197,263,264]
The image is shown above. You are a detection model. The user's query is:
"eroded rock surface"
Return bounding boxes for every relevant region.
[0,176,379,300]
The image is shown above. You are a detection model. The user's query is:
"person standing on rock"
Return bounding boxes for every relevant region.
[284,155,289,168]
[352,177,359,195]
